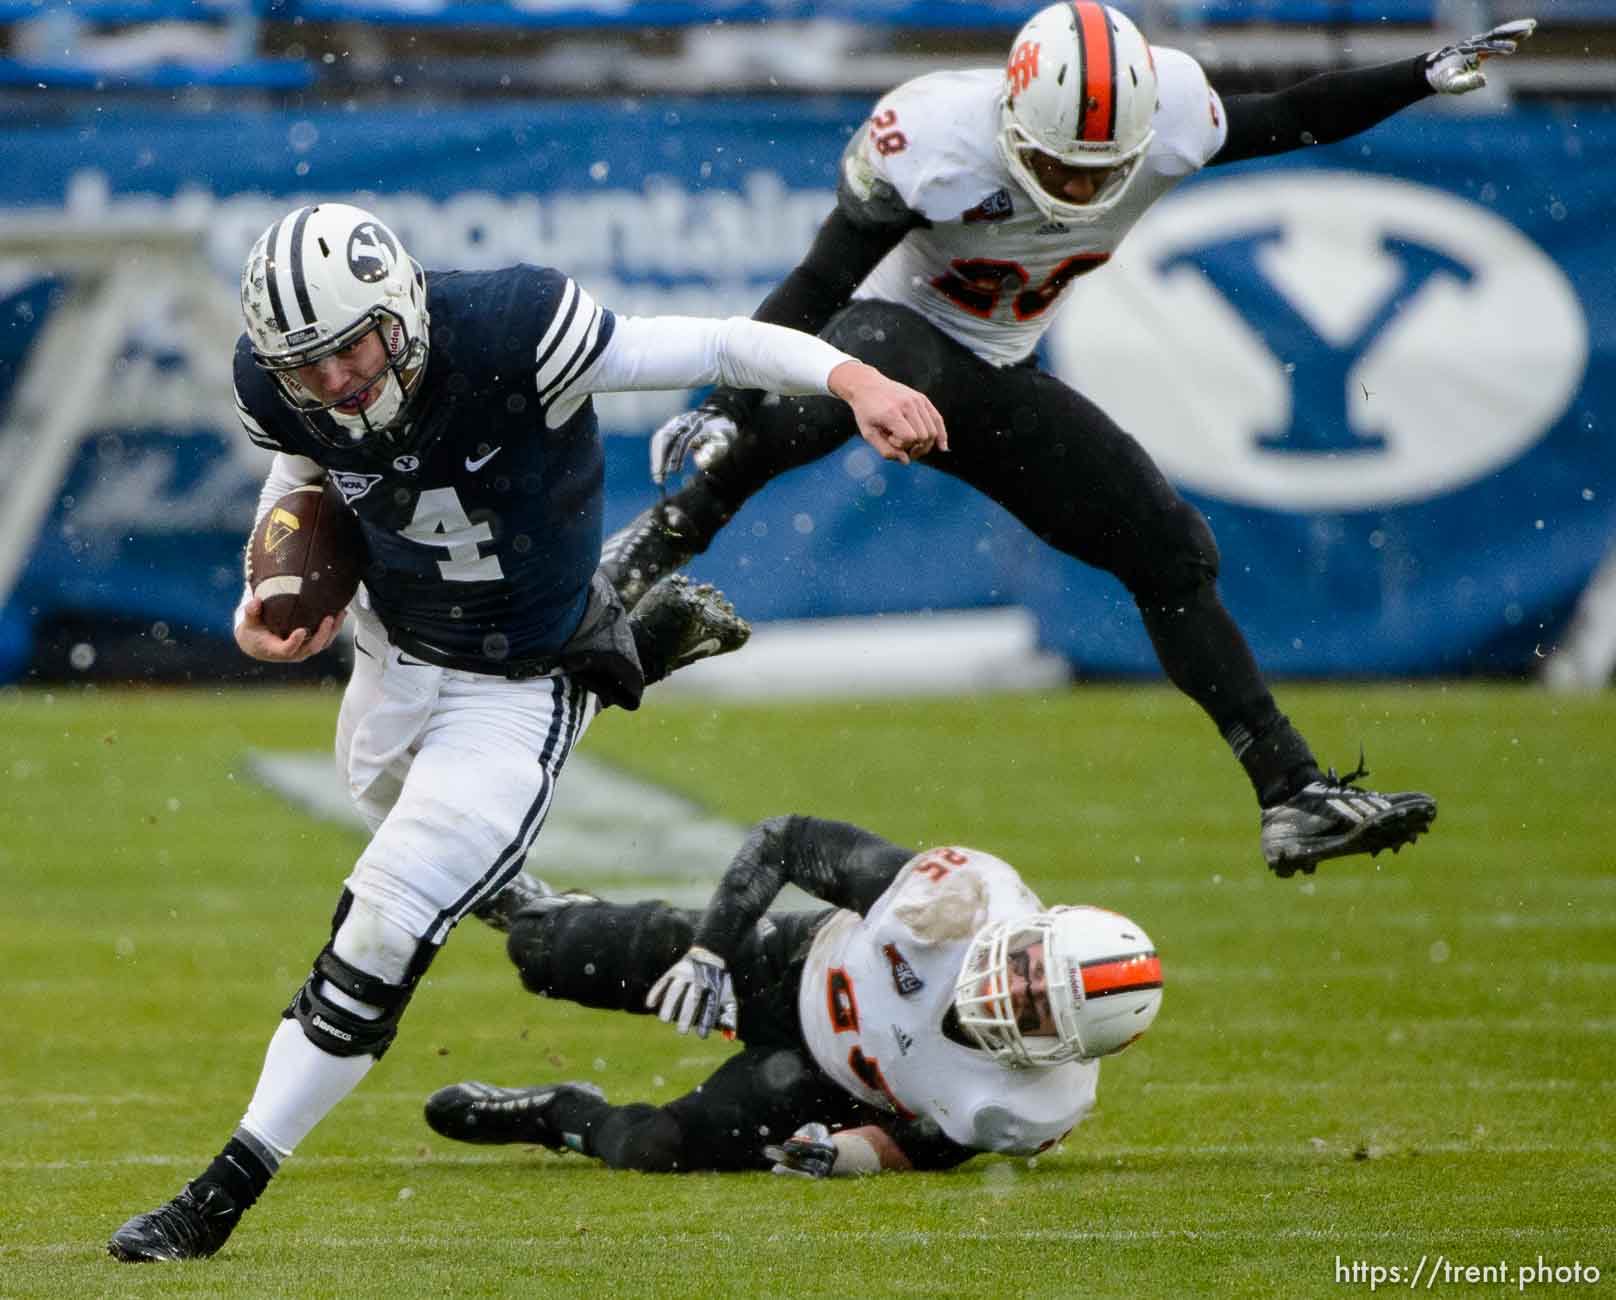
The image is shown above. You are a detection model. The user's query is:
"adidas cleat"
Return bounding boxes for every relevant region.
[1261,759,1437,877]
[600,503,698,611]
[108,1181,240,1263]
[424,1080,606,1150]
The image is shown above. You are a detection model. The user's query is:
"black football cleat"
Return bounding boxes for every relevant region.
[1261,758,1437,877]
[470,870,557,934]
[631,573,750,678]
[108,1181,240,1262]
[425,1080,606,1150]
[600,502,699,611]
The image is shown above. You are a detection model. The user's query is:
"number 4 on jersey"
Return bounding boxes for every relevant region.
[403,487,503,582]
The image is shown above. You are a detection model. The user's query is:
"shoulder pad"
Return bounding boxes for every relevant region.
[232,335,291,453]
[843,71,1009,223]
[838,125,925,234]
[1147,45,1228,171]
[888,858,989,945]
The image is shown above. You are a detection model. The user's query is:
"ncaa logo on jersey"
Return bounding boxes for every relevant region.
[328,470,383,504]
[1046,172,1587,509]
[882,942,924,996]
[963,189,1014,224]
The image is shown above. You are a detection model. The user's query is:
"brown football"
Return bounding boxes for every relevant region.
[247,480,365,639]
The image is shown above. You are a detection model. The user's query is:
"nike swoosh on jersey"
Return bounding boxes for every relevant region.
[465,446,503,472]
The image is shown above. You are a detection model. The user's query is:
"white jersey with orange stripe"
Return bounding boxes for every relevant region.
[843,49,1227,367]
[797,846,1099,1155]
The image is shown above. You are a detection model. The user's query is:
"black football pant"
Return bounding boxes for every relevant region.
[504,899,875,1172]
[670,299,1317,805]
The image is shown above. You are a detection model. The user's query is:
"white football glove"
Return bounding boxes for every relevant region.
[1424,18,1537,94]
[763,1122,838,1178]
[645,945,735,1038]
[650,403,738,486]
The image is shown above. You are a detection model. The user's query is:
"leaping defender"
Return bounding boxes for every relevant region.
[605,4,1539,874]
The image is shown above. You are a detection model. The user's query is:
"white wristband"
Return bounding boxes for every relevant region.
[829,1132,882,1176]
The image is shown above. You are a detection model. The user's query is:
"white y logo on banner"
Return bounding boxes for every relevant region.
[1047,172,1587,509]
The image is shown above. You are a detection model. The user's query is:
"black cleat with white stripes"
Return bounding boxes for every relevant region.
[425,1080,605,1149]
[1260,761,1437,877]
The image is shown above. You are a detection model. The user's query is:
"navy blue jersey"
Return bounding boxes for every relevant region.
[235,266,616,667]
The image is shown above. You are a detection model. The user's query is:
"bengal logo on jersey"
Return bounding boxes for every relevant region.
[882,942,924,996]
[963,189,1014,224]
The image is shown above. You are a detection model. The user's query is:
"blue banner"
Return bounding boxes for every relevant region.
[0,97,1610,679]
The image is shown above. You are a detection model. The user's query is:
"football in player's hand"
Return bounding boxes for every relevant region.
[247,480,365,639]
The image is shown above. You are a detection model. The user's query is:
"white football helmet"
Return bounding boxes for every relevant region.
[996,2,1159,225]
[954,904,1161,1066]
[241,203,429,451]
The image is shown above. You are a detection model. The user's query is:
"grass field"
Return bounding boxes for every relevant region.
[2,681,1613,1298]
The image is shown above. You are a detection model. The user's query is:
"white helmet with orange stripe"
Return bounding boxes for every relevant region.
[997,2,1159,225]
[954,904,1162,1066]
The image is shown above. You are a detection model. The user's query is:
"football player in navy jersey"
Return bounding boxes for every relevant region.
[422,815,1162,1177]
[606,4,1538,878]
[108,202,945,1263]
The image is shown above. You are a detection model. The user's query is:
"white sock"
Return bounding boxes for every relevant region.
[240,1018,376,1157]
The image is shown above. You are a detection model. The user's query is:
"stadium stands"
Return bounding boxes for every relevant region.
[4,0,1614,98]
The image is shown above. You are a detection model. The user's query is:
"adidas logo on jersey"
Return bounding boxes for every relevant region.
[882,942,924,996]
[891,1024,916,1056]
[1035,220,1071,236]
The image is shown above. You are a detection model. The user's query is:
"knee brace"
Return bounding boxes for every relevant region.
[286,891,439,1059]
[507,899,693,1012]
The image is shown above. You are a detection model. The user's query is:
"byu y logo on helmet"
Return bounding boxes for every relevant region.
[346,222,399,284]
[241,203,432,456]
